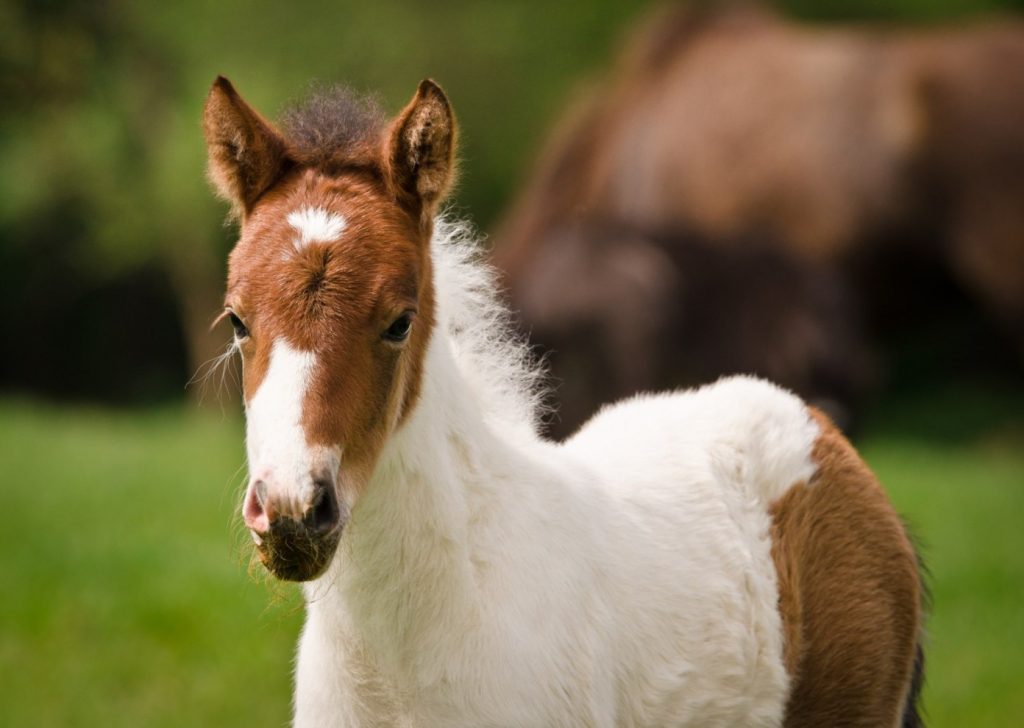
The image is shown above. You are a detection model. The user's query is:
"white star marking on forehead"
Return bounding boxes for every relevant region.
[287,206,347,247]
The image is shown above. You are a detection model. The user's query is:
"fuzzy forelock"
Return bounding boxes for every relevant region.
[431,217,549,436]
[280,84,387,163]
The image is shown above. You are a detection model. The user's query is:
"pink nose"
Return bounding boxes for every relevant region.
[243,480,271,534]
[243,477,341,536]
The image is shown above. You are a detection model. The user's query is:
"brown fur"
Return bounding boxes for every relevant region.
[225,171,433,478]
[496,5,926,262]
[385,79,458,215]
[205,78,455,501]
[905,23,1024,339]
[203,76,293,217]
[771,408,922,727]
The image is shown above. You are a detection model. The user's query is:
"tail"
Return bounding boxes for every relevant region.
[901,641,926,728]
[901,532,929,728]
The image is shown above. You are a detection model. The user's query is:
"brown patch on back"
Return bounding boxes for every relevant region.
[770,408,921,727]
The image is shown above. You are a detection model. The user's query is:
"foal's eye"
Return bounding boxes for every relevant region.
[383,312,414,343]
[228,311,249,340]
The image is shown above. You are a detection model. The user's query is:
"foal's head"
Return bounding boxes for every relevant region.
[203,77,456,580]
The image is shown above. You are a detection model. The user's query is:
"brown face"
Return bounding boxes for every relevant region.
[229,172,434,579]
[203,77,456,580]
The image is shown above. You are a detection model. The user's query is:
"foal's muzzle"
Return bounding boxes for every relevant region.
[243,477,344,581]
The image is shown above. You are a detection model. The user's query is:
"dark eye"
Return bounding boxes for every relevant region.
[383,312,413,343]
[228,311,248,340]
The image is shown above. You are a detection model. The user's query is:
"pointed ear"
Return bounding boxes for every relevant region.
[386,79,457,215]
[203,76,290,215]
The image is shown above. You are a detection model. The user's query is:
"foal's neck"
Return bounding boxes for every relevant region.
[314,328,522,671]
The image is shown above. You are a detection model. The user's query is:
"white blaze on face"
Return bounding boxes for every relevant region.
[246,339,336,514]
[287,206,347,248]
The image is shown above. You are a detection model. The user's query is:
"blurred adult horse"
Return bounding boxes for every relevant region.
[494,3,1024,439]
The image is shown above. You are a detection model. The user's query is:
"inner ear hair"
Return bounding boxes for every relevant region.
[387,79,457,215]
[203,76,291,216]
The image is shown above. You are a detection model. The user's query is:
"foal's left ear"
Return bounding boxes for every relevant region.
[203,76,290,217]
[386,79,457,215]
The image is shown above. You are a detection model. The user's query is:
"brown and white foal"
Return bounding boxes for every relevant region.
[203,77,925,727]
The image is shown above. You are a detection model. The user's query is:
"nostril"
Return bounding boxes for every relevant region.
[244,480,271,534]
[307,479,340,535]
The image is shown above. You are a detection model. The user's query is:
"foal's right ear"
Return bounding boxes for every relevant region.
[385,79,457,217]
[203,76,290,216]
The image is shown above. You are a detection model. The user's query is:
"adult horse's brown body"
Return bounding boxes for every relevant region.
[494,3,1024,439]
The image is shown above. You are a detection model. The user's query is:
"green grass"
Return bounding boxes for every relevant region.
[864,438,1024,726]
[1,397,1022,726]
[0,402,303,728]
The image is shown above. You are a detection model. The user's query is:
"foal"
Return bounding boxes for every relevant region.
[203,77,925,727]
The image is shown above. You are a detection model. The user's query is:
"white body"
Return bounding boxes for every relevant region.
[290,225,821,727]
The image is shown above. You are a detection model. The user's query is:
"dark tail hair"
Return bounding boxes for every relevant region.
[902,528,929,728]
[901,641,926,727]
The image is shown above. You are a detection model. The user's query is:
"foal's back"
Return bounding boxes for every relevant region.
[564,376,923,727]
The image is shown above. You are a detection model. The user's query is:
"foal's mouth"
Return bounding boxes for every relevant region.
[246,476,347,581]
[253,519,343,581]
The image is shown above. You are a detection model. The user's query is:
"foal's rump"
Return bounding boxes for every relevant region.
[563,376,924,726]
[771,408,923,727]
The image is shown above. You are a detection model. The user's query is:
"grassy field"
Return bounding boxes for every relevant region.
[1,395,1022,726]
[0,403,302,727]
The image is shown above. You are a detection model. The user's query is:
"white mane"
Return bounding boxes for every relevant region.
[430,216,548,437]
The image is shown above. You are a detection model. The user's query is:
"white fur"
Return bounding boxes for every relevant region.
[289,220,821,727]
[288,206,347,247]
[246,339,338,521]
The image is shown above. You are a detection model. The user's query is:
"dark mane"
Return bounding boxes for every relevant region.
[280,84,387,166]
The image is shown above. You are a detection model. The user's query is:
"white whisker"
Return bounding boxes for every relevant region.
[188,339,242,411]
